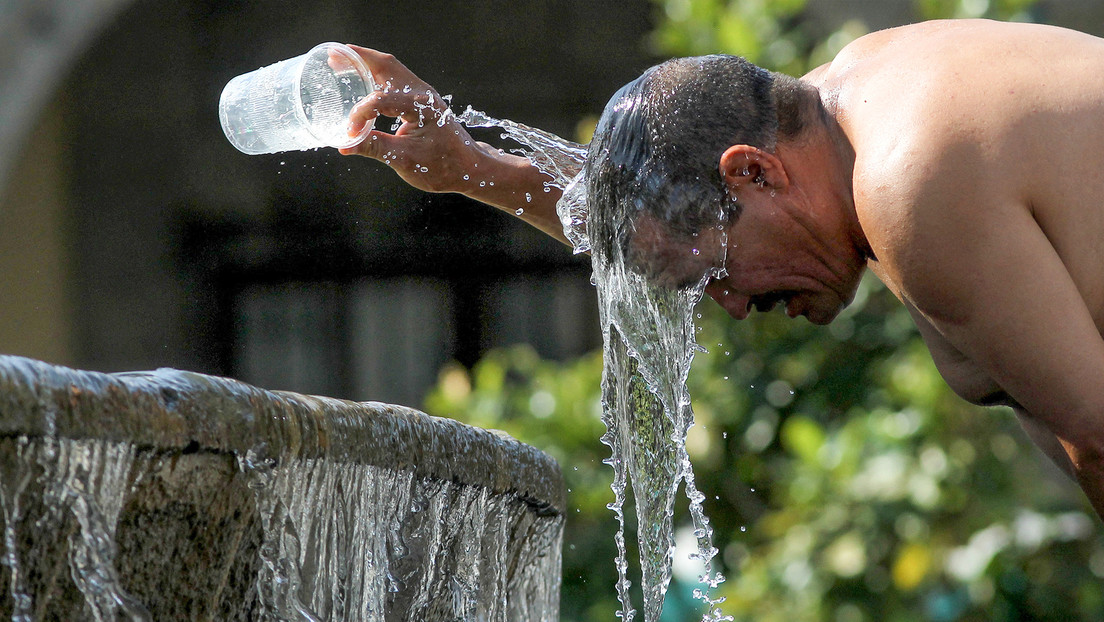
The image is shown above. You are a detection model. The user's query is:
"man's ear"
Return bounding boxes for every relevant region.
[719,145,789,192]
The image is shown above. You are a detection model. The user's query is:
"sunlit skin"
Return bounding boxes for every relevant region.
[629,138,868,326]
[340,21,1104,520]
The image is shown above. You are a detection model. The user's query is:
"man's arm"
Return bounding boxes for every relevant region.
[337,46,569,244]
[868,155,1104,518]
[902,299,1079,478]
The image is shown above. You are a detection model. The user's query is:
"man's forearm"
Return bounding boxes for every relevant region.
[461,144,570,246]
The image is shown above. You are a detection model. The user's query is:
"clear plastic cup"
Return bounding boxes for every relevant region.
[219,42,375,154]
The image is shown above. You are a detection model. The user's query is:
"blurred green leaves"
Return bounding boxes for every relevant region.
[427,278,1104,622]
[649,0,867,76]
[915,0,1039,20]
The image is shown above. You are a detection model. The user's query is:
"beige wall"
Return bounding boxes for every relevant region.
[0,98,73,365]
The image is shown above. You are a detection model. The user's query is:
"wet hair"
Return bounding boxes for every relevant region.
[585,54,815,264]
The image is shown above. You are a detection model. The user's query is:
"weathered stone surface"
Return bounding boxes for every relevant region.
[0,355,565,513]
[0,355,564,620]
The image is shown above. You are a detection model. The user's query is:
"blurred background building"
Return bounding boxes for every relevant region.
[1,0,1102,407]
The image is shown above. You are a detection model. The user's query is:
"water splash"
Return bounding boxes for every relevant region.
[0,437,38,622]
[456,107,591,253]
[232,449,564,622]
[0,437,151,621]
[592,252,728,622]
[457,106,586,191]
[459,108,730,620]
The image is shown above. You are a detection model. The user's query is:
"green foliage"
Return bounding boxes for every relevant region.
[427,278,1104,621]
[915,0,1038,21]
[650,0,818,75]
[425,1,1104,620]
[684,277,1104,621]
[648,0,867,76]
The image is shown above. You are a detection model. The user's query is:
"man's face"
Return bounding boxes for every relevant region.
[629,210,857,325]
[625,213,727,290]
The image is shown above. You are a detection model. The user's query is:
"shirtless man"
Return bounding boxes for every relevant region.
[339,19,1104,519]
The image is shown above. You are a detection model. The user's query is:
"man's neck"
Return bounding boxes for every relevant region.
[782,100,870,262]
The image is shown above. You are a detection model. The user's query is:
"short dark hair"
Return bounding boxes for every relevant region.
[585,55,814,264]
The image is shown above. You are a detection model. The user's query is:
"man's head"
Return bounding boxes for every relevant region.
[585,54,817,277]
[585,54,861,324]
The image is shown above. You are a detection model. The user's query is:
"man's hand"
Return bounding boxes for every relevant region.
[337,46,570,243]
[338,46,483,195]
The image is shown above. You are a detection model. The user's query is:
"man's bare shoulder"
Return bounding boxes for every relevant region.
[852,141,975,323]
[835,20,1104,273]
[821,19,1104,150]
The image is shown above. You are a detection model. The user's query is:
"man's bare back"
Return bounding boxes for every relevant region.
[812,20,1104,511]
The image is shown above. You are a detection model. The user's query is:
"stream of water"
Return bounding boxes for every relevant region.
[456,109,731,622]
[0,434,561,621]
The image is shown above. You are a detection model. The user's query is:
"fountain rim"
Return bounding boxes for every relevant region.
[0,354,565,516]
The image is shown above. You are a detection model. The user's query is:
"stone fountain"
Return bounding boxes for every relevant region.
[0,354,564,621]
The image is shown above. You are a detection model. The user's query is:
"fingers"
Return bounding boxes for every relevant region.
[347,89,448,136]
[326,49,358,74]
[341,46,452,137]
[339,130,401,161]
[344,45,424,92]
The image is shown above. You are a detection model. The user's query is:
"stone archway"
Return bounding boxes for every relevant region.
[0,0,134,196]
